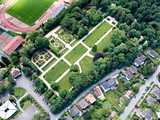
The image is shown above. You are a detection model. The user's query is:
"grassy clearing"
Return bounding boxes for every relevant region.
[7,0,56,25]
[97,31,113,52]
[103,81,128,113]
[65,44,87,64]
[58,72,72,92]
[42,58,57,71]
[80,56,94,73]
[44,60,69,84]
[84,22,112,47]
[13,87,26,99]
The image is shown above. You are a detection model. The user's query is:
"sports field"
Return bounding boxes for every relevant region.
[7,0,56,25]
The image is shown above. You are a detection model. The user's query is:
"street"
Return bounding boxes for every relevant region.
[120,65,160,120]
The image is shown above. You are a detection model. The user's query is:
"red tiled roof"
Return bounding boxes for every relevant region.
[2,36,24,55]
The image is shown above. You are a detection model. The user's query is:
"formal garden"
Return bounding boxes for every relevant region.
[56,28,77,45]
[32,50,55,69]
[49,35,66,57]
[40,18,114,93]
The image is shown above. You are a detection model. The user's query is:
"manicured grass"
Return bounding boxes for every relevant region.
[44,60,69,84]
[13,87,26,99]
[84,22,112,47]
[7,0,56,25]
[97,31,113,52]
[80,56,94,73]
[58,72,72,92]
[42,59,57,71]
[65,44,87,64]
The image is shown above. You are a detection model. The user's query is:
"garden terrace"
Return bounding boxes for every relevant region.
[84,21,112,47]
[65,44,88,64]
[44,60,70,84]
[80,56,94,73]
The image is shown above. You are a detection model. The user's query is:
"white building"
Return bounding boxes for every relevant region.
[0,100,17,119]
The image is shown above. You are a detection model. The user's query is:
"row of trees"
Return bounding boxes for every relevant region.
[0,57,15,95]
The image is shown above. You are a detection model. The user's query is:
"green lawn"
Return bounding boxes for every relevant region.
[58,72,72,92]
[97,31,113,52]
[44,60,69,84]
[84,22,112,47]
[7,0,56,25]
[80,56,94,73]
[13,87,26,99]
[65,44,87,64]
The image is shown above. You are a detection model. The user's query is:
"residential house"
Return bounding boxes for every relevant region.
[0,100,17,119]
[68,105,82,118]
[135,108,145,118]
[146,49,159,59]
[93,85,105,100]
[145,109,153,120]
[151,87,160,99]
[124,90,133,100]
[64,114,73,120]
[156,111,160,120]
[134,54,146,67]
[10,67,21,79]
[146,96,156,106]
[100,78,118,92]
[122,66,138,80]
[85,93,96,104]
[76,99,89,110]
[108,111,117,120]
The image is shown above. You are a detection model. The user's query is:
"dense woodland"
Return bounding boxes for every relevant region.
[3,0,160,115]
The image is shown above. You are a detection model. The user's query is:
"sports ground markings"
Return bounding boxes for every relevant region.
[40,17,117,90]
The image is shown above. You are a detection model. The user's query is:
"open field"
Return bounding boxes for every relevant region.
[84,22,112,47]
[80,56,94,73]
[65,44,87,64]
[44,60,69,84]
[7,0,56,25]
[97,31,113,52]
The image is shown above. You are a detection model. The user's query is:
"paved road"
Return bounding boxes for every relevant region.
[16,105,37,120]
[120,65,160,120]
[16,75,59,120]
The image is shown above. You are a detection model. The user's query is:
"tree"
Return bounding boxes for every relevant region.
[77,26,88,38]
[10,52,20,65]
[51,83,59,91]
[34,78,47,94]
[92,45,97,52]
[1,56,11,66]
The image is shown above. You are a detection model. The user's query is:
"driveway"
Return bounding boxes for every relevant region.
[16,105,37,120]
[16,75,58,120]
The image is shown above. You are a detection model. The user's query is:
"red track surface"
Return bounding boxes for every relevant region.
[0,0,64,33]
